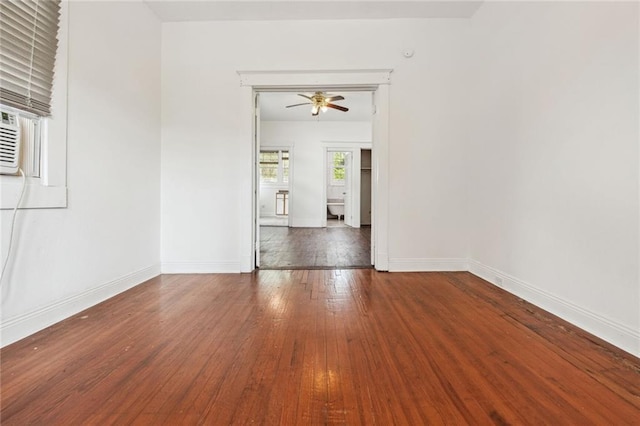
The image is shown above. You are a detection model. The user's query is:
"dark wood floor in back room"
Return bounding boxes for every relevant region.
[2,270,640,425]
[260,225,371,269]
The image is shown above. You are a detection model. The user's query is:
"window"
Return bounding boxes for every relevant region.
[281,151,289,183]
[259,151,278,183]
[259,149,289,184]
[0,0,67,209]
[330,152,347,185]
[0,0,60,177]
[0,0,61,116]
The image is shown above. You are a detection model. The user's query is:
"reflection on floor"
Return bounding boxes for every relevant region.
[260,225,371,269]
[326,218,347,228]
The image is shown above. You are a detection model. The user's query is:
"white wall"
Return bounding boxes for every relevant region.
[161,18,471,272]
[261,121,371,227]
[259,182,288,218]
[467,2,639,355]
[0,1,161,346]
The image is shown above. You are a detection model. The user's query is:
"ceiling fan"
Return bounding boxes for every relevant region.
[285,92,349,116]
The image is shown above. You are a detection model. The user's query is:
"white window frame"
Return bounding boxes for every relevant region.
[259,149,289,186]
[0,1,68,210]
[329,151,347,186]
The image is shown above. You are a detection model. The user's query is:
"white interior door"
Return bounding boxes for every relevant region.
[344,152,353,227]
[254,92,261,267]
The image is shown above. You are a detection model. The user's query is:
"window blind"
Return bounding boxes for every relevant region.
[0,0,61,116]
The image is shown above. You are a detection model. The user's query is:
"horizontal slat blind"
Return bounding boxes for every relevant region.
[0,0,61,116]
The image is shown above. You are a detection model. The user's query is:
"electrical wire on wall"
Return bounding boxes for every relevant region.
[0,168,27,286]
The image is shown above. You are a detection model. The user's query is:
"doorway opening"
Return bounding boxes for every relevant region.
[323,148,372,229]
[238,69,391,272]
[256,91,373,269]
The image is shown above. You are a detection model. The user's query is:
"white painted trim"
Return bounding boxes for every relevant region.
[0,264,160,348]
[322,147,328,228]
[372,85,389,271]
[161,262,241,274]
[321,141,372,149]
[240,69,391,273]
[239,85,254,272]
[388,258,469,272]
[284,143,295,227]
[0,181,66,209]
[240,255,253,272]
[469,259,640,357]
[238,69,392,87]
[637,0,640,362]
[289,218,323,228]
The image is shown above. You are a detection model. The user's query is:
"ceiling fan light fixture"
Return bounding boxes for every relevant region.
[285,91,349,116]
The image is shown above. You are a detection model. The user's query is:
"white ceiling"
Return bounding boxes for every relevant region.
[144,0,484,22]
[259,91,372,122]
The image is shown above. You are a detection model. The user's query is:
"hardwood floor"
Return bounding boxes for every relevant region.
[260,226,371,269]
[2,271,639,424]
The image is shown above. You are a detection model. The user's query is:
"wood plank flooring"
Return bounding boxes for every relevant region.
[260,226,371,269]
[1,271,639,425]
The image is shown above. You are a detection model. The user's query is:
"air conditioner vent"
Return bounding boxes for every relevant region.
[0,110,20,175]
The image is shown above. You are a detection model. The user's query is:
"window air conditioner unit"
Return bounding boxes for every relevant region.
[0,110,21,175]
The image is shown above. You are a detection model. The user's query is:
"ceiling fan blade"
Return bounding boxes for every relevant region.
[285,102,311,108]
[326,103,349,112]
[297,94,313,101]
[325,95,344,102]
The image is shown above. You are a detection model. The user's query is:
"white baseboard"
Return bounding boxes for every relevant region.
[240,255,253,273]
[290,218,322,228]
[1,264,160,348]
[468,259,640,357]
[161,261,240,274]
[388,258,468,272]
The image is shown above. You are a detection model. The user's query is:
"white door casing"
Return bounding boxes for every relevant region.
[238,70,391,272]
[254,92,261,268]
[344,151,352,227]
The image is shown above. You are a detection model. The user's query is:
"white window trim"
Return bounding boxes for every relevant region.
[0,1,68,210]
[329,151,347,186]
[259,148,290,186]
[258,150,280,185]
